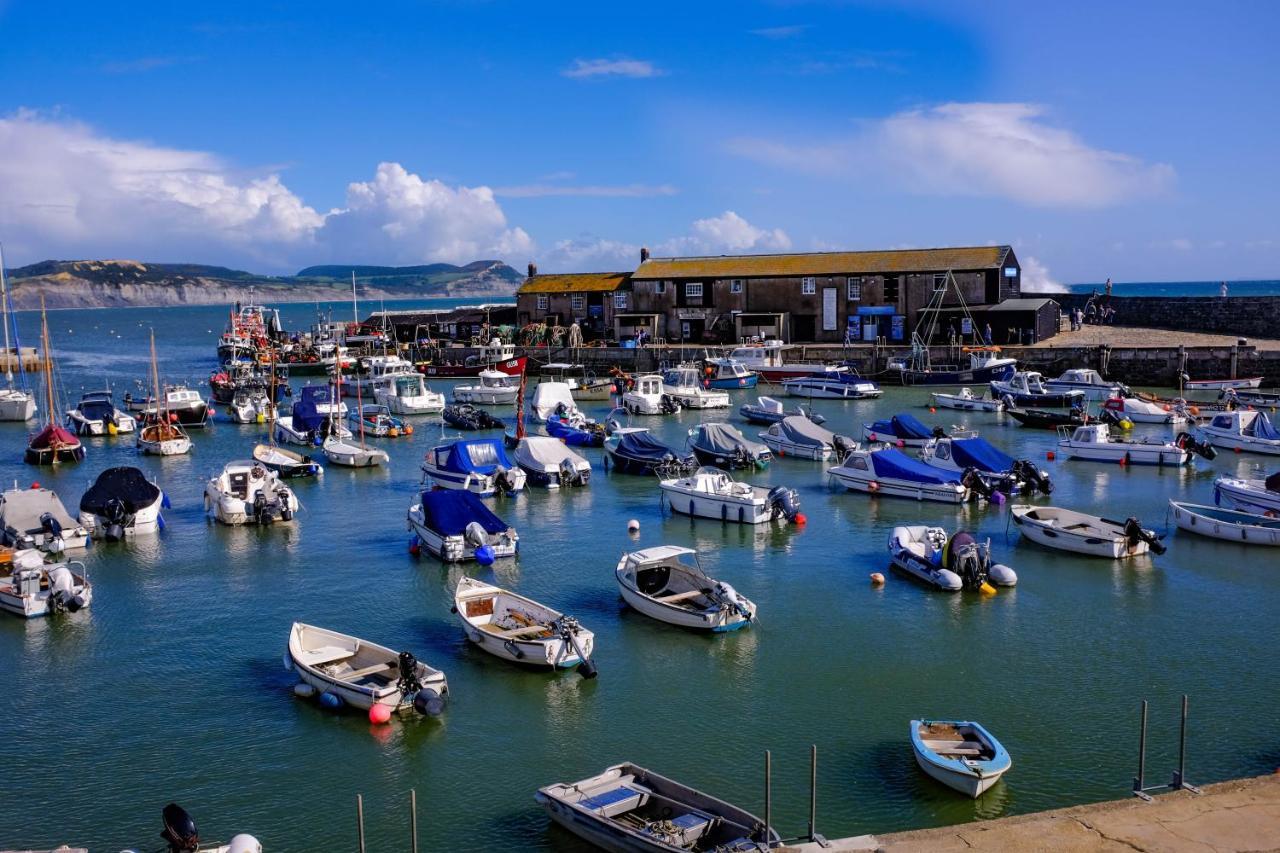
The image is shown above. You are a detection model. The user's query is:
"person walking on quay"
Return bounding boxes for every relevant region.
[1105,277,1113,298]
[985,322,994,346]
[1220,281,1229,298]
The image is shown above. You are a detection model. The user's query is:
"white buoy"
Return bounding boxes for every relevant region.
[627,519,640,533]
[293,682,316,698]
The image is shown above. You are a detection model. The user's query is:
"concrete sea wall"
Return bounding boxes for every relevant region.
[1055,293,1280,341]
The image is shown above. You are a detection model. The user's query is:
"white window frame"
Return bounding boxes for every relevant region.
[536,295,548,311]
[730,279,744,294]
[685,282,703,298]
[570,295,585,311]
[801,277,816,295]
[847,277,861,301]
[613,291,628,309]
[933,273,947,293]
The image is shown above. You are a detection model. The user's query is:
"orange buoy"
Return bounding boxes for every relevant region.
[868,481,880,492]
[1046,450,1055,461]
[793,513,807,526]
[870,572,885,585]
[368,704,391,724]
[30,481,40,490]
[929,407,937,414]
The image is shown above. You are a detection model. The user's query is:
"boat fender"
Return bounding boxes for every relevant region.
[413,688,445,717]
[293,682,316,699]
[979,581,998,596]
[475,544,496,565]
[869,572,885,585]
[868,480,880,492]
[226,834,262,853]
[503,638,524,659]
[368,704,392,724]
[988,564,1018,586]
[318,691,343,710]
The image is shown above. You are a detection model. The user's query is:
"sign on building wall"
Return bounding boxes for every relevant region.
[891,315,905,341]
[822,287,838,331]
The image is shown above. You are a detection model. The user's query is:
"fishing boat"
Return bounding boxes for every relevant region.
[78,466,165,539]
[538,363,616,400]
[535,762,780,852]
[0,247,36,421]
[1004,406,1087,430]
[454,369,520,405]
[418,338,527,378]
[828,448,969,503]
[990,371,1085,408]
[275,385,348,446]
[127,385,209,428]
[1197,409,1280,456]
[1169,501,1280,546]
[662,366,731,409]
[546,411,606,447]
[622,374,679,415]
[660,467,802,524]
[726,340,849,383]
[512,436,591,488]
[919,436,1054,495]
[1102,395,1189,425]
[782,370,882,400]
[443,403,506,431]
[407,489,519,562]
[374,371,445,414]
[758,415,855,460]
[1185,375,1263,391]
[686,423,771,469]
[1213,473,1280,515]
[1010,505,1165,557]
[252,443,323,479]
[888,527,1017,592]
[65,391,136,435]
[421,439,526,495]
[738,395,825,425]
[0,549,91,617]
[344,353,417,398]
[863,413,973,448]
[604,430,698,475]
[285,622,447,716]
[453,576,597,676]
[347,403,412,437]
[25,303,84,464]
[137,332,192,456]
[702,356,758,389]
[930,387,1005,412]
[0,485,90,552]
[615,546,756,631]
[1220,387,1280,408]
[911,720,1012,798]
[1043,368,1128,401]
[204,460,299,525]
[1057,423,1214,465]
[889,346,1017,387]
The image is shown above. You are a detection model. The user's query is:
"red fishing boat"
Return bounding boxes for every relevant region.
[417,340,526,379]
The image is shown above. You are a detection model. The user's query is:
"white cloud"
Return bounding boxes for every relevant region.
[561,58,662,79]
[729,102,1174,208]
[494,183,678,199]
[1020,255,1064,293]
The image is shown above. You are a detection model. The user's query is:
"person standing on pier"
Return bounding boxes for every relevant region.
[1105,277,1113,298]
[1220,281,1229,298]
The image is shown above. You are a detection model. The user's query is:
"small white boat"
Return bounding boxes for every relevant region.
[454,369,520,405]
[347,354,418,398]
[991,371,1085,408]
[622,373,679,415]
[1010,504,1165,558]
[919,436,1054,496]
[407,489,519,563]
[863,413,974,449]
[323,435,390,468]
[0,254,36,422]
[137,420,192,456]
[421,439,526,495]
[453,576,597,676]
[615,546,756,632]
[1102,395,1188,425]
[374,372,445,414]
[1185,376,1263,391]
[1169,501,1280,546]
[759,415,856,460]
[660,467,802,525]
[285,622,447,716]
[888,526,1017,592]
[829,448,969,504]
[77,466,165,539]
[538,363,616,399]
[1213,473,1280,515]
[0,550,92,617]
[204,460,300,525]
[738,395,825,425]
[1197,410,1280,456]
[512,436,591,488]
[530,381,579,422]
[1043,368,1127,401]
[661,366,730,409]
[930,387,1005,412]
[227,389,276,424]
[0,485,90,552]
[782,372,882,400]
[911,720,1012,798]
[252,443,323,478]
[1056,422,1214,466]
[65,390,137,435]
[0,388,36,422]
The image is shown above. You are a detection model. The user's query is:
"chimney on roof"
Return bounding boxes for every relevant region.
[640,246,650,263]
[527,262,537,279]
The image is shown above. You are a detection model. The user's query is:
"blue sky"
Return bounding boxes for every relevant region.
[1,1,1277,286]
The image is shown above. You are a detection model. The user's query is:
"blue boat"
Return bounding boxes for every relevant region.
[546,414,606,447]
[863,413,970,448]
[408,490,519,562]
[420,439,527,496]
[604,430,697,475]
[704,357,758,390]
[919,436,1053,495]
[828,447,970,503]
[910,719,1012,797]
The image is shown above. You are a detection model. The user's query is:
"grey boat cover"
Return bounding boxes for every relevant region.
[514,436,588,471]
[694,423,769,456]
[1,488,78,536]
[776,415,835,449]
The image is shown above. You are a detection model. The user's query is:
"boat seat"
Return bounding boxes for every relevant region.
[655,589,704,604]
[579,786,647,818]
[343,661,397,680]
[481,622,552,639]
[298,645,353,667]
[922,739,986,755]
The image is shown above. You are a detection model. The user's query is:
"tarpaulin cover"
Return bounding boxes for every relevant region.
[777,415,835,448]
[441,439,514,475]
[870,448,960,484]
[79,466,161,515]
[1248,411,1279,440]
[76,393,116,421]
[417,490,507,536]
[616,431,683,462]
[27,424,79,450]
[691,423,767,456]
[515,436,585,469]
[947,437,1015,473]
[869,413,933,440]
[292,385,337,432]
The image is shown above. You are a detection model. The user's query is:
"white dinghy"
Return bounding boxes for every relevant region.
[660,467,803,525]
[759,415,856,460]
[1056,422,1215,466]
[0,549,92,618]
[512,436,591,488]
[323,434,390,468]
[911,720,1012,798]
[453,576,598,677]
[204,461,299,525]
[1010,504,1165,558]
[1170,501,1280,547]
[1197,409,1280,456]
[930,387,1004,412]
[888,527,1017,592]
[615,546,757,632]
[285,622,447,717]
[1213,472,1280,515]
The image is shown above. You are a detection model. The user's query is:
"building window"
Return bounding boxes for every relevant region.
[656,280,668,294]
[847,277,861,301]
[801,277,816,295]
[613,291,628,309]
[536,295,548,311]
[885,277,900,302]
[730,279,744,294]
[571,295,585,310]
[933,274,947,293]
[685,282,703,298]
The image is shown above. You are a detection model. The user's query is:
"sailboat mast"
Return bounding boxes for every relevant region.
[351,271,359,325]
[0,243,12,384]
[151,330,166,421]
[40,298,54,423]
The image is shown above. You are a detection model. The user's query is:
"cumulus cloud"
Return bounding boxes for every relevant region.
[561,58,662,79]
[729,102,1174,208]
[1019,255,1064,293]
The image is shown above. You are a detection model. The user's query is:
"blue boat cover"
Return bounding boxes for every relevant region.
[1249,411,1279,440]
[616,431,680,461]
[948,437,1014,473]
[440,439,514,475]
[546,416,586,440]
[418,490,507,535]
[870,413,933,440]
[292,385,337,432]
[78,397,115,421]
[871,448,960,484]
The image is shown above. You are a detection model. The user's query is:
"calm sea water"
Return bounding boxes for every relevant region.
[1063,280,1280,297]
[3,302,1279,851]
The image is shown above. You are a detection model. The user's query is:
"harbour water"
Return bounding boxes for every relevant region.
[3,302,1279,851]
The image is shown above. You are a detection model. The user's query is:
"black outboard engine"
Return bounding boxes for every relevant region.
[766,485,801,522]
[39,512,63,540]
[660,394,680,414]
[1123,517,1166,555]
[277,487,294,520]
[1174,431,1217,461]
[945,532,988,590]
[494,466,516,494]
[960,468,995,501]
[160,803,200,852]
[555,616,598,679]
[831,434,855,458]
[252,490,270,524]
[102,496,129,541]
[932,426,947,439]
[1013,459,1053,495]
[400,649,446,716]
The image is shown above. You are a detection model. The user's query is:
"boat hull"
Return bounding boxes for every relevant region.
[660,486,778,524]
[1058,441,1190,465]
[1198,428,1280,456]
[783,379,882,399]
[931,392,1003,412]
[898,363,1016,387]
[828,469,967,503]
[1011,509,1146,558]
[1171,501,1280,546]
[1213,478,1280,514]
[0,394,37,421]
[707,374,757,389]
[1186,376,1263,390]
[24,444,85,465]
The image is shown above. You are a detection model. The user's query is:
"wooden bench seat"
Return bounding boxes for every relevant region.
[480,622,552,639]
[655,589,704,604]
[298,645,354,667]
[922,739,986,755]
[343,661,397,680]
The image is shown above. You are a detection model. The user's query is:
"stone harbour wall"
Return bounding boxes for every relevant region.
[1055,293,1280,341]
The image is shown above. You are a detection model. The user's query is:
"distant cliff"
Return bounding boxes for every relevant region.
[3,259,524,309]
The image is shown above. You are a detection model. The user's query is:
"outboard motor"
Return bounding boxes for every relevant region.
[46,565,85,613]
[932,425,947,439]
[558,457,579,487]
[160,803,200,852]
[251,490,270,524]
[713,581,753,621]
[39,511,63,541]
[831,434,856,458]
[464,520,495,564]
[102,497,129,541]
[660,394,680,414]
[1124,517,1167,555]
[399,649,446,716]
[944,532,988,590]
[555,616,597,679]
[1013,459,1054,495]
[1174,431,1217,461]
[960,468,995,501]
[766,485,802,522]
[494,466,516,495]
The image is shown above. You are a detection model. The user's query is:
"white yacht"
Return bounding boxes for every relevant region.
[374,372,445,414]
[204,460,300,525]
[454,370,520,405]
[661,366,730,409]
